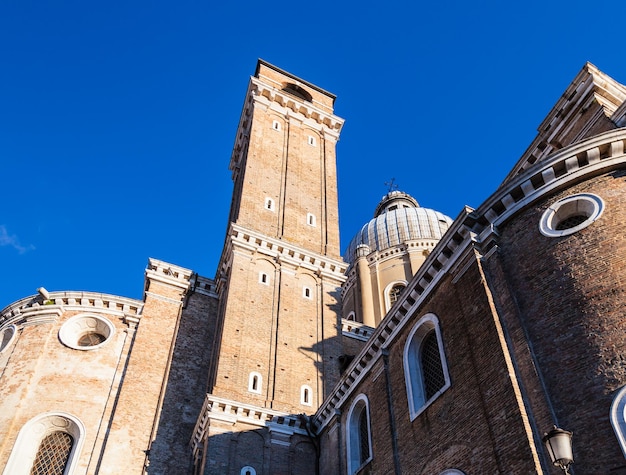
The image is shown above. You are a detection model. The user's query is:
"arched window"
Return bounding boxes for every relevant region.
[301,385,312,406]
[611,385,626,457]
[248,372,262,394]
[384,281,407,312]
[303,286,312,299]
[346,394,372,474]
[3,412,85,475]
[404,314,450,420]
[241,467,256,475]
[0,324,16,353]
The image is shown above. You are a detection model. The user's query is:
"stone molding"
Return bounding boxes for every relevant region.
[469,129,626,243]
[190,394,308,450]
[341,319,374,342]
[506,63,626,180]
[313,128,626,433]
[145,258,193,291]
[220,224,347,286]
[229,78,344,173]
[0,291,142,329]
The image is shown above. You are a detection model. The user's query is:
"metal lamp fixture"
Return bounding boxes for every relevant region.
[542,426,573,474]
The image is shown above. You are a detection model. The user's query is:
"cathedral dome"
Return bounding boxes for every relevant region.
[344,191,453,263]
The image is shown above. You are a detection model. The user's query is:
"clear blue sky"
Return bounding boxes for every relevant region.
[2,0,626,309]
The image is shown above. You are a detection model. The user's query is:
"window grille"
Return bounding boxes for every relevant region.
[555,214,587,230]
[421,330,445,400]
[31,431,73,475]
[358,407,370,465]
[389,284,405,306]
[78,332,106,347]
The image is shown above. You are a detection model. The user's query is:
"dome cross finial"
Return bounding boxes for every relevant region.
[385,178,399,193]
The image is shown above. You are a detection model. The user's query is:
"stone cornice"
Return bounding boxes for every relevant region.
[229,77,344,173]
[504,63,626,181]
[469,128,626,243]
[251,76,344,132]
[342,319,374,341]
[145,258,193,291]
[190,394,308,449]
[0,291,143,328]
[221,224,347,285]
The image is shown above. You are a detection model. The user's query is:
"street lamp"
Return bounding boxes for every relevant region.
[542,426,573,474]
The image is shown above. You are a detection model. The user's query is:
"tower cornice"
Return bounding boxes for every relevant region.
[222,224,347,285]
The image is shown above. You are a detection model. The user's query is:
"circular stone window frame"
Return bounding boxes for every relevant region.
[539,193,604,238]
[58,314,115,351]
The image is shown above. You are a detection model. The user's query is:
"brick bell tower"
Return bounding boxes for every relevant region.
[213,59,347,411]
[192,61,346,474]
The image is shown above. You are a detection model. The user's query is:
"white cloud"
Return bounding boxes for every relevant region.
[0,225,35,254]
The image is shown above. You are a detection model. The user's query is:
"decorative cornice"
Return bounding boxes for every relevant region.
[145,258,193,291]
[469,129,626,243]
[0,291,143,328]
[223,224,348,284]
[341,319,374,341]
[189,274,218,298]
[190,394,308,449]
[504,63,626,181]
[229,77,344,173]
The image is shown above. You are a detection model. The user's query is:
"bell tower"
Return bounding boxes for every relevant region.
[208,60,346,415]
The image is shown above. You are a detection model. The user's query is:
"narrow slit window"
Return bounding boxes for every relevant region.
[307,213,316,227]
[303,287,312,299]
[301,385,312,406]
[265,197,275,211]
[272,120,281,131]
[259,272,269,285]
[308,136,316,146]
[249,372,262,394]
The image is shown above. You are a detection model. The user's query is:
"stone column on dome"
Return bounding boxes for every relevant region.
[355,244,375,327]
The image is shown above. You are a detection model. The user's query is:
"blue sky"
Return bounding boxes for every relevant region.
[2,0,626,308]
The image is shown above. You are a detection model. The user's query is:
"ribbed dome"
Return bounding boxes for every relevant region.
[344,191,453,263]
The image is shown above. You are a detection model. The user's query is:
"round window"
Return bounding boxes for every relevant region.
[59,314,114,350]
[539,193,604,237]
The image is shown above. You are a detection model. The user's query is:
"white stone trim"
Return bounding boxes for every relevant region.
[306,213,316,227]
[0,324,17,353]
[611,385,626,458]
[341,319,374,342]
[346,394,372,475]
[301,385,313,406]
[264,197,275,211]
[403,313,451,420]
[248,372,262,394]
[539,193,604,237]
[190,394,308,448]
[3,412,86,475]
[58,314,115,351]
[227,224,347,283]
[384,280,408,313]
